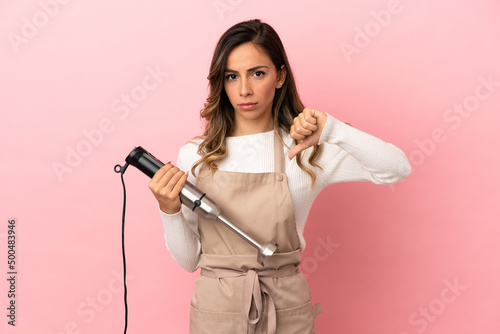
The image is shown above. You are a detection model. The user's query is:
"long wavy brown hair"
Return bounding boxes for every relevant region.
[192,19,322,186]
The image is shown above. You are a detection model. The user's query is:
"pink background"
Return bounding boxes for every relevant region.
[1,1,499,333]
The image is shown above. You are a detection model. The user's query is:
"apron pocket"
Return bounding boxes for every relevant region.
[275,300,317,334]
[189,304,240,334]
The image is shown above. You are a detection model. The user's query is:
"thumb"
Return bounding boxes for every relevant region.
[288,141,311,160]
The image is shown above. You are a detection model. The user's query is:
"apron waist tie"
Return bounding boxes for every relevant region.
[200,266,299,334]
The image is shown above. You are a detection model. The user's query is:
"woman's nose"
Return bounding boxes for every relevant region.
[239,77,253,96]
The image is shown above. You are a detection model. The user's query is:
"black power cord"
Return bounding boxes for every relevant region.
[114,163,129,334]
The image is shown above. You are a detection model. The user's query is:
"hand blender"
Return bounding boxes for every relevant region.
[116,146,278,265]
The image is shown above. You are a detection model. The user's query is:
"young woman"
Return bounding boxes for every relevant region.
[149,19,411,334]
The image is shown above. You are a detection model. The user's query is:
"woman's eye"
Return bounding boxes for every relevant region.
[225,74,237,81]
[254,71,265,77]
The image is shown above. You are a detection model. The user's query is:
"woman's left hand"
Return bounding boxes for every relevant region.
[288,108,328,160]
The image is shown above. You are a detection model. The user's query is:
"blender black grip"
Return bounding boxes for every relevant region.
[125,146,164,178]
[124,146,220,219]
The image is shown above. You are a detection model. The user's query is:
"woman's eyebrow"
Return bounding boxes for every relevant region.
[224,65,270,73]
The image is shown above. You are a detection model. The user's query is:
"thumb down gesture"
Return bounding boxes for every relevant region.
[288,108,328,160]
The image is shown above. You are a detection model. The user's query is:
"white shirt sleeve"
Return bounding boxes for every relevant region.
[159,146,202,273]
[314,113,412,185]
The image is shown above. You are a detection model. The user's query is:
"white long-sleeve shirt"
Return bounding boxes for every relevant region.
[160,114,412,272]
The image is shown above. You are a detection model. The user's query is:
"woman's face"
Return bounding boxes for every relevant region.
[223,42,284,135]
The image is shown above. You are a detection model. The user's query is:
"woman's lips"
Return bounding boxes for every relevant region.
[238,102,257,111]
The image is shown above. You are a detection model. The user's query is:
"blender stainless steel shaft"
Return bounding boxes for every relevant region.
[123,146,278,265]
[179,181,278,265]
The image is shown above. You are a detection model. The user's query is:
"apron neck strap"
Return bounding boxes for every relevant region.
[273,129,285,174]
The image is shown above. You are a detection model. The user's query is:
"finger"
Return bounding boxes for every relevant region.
[290,125,305,140]
[157,169,183,197]
[293,116,312,136]
[296,114,317,134]
[166,170,185,193]
[303,108,319,124]
[158,165,181,187]
[152,166,179,194]
[302,112,318,130]
[288,141,311,160]
[291,107,322,140]
[149,163,173,188]
[171,172,188,196]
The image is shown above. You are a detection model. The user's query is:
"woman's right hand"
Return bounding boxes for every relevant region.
[148,163,189,214]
